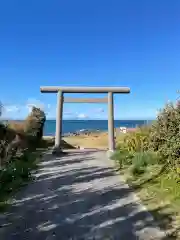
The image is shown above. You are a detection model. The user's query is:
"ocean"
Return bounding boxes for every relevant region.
[43,120,151,136]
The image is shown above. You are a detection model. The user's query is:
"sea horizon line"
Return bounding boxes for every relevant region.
[1,119,155,121]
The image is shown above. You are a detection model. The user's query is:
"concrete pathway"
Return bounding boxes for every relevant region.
[0,150,166,240]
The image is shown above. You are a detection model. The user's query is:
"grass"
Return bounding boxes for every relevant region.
[63,132,109,149]
[112,120,180,238]
[0,150,41,212]
[0,138,53,213]
[62,130,127,149]
[115,160,180,238]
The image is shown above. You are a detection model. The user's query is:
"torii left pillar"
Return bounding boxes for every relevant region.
[53,90,63,153]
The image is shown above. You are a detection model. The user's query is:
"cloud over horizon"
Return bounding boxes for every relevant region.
[0,99,157,120]
[77,113,88,119]
[94,108,104,113]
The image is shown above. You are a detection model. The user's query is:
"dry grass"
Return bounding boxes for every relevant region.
[63,132,109,149]
[43,130,127,149]
[7,121,25,134]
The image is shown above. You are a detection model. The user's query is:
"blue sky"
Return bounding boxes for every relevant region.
[0,0,180,120]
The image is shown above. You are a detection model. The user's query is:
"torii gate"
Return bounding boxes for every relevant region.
[40,86,130,154]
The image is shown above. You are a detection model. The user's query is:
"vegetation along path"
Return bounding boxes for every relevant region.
[0,150,166,239]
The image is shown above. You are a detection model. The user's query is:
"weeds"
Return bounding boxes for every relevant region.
[131,164,146,176]
[113,101,180,237]
[111,148,134,169]
[0,106,46,211]
[0,150,39,205]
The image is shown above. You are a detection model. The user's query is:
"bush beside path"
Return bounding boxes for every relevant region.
[112,101,180,238]
[0,106,47,211]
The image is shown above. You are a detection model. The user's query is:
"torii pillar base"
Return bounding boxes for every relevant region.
[52,147,66,156]
[106,150,115,159]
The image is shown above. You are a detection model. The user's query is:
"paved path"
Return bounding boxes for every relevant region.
[0,150,166,240]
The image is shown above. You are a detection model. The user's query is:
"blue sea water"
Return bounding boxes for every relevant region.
[43,120,151,136]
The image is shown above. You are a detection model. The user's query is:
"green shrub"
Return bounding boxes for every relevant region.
[150,101,180,169]
[114,100,180,177]
[137,151,161,165]
[0,150,37,194]
[117,126,151,153]
[129,151,161,176]
[0,103,43,205]
[131,164,146,176]
[132,152,148,167]
[111,148,134,168]
[130,152,148,176]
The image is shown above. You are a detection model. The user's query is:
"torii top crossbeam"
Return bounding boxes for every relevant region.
[40,86,130,93]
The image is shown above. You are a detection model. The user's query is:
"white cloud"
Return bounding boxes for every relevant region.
[4,105,20,113]
[1,99,53,119]
[1,100,100,120]
[25,99,55,117]
[26,98,45,113]
[95,108,104,113]
[64,110,74,116]
[77,113,88,119]
[1,104,23,119]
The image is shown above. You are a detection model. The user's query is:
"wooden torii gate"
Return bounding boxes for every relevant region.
[40,86,130,154]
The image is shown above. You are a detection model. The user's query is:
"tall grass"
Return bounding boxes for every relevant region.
[0,106,46,209]
[113,101,180,177]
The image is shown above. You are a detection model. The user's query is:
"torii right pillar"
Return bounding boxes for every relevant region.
[108,92,115,155]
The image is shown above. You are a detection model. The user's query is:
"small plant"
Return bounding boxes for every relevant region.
[118,126,151,153]
[132,152,148,167]
[0,149,37,197]
[111,148,134,168]
[131,164,146,176]
[130,152,148,176]
[137,151,160,166]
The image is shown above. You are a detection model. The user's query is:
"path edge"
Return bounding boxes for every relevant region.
[106,153,167,238]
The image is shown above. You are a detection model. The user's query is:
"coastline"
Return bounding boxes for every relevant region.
[43,127,137,149]
[43,127,137,138]
[5,119,146,136]
[43,119,148,136]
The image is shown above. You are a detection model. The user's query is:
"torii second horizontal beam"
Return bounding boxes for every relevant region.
[63,97,108,103]
[40,86,130,93]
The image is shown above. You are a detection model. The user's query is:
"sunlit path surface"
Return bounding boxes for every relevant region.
[0,150,165,240]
